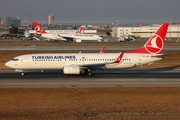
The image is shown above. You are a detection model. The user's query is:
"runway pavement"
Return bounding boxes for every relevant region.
[1,69,180,88]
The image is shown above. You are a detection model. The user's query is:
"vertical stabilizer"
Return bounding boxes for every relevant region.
[32,22,47,34]
[129,23,169,54]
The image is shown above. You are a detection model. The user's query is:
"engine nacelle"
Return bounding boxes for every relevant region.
[74,38,82,43]
[63,65,80,75]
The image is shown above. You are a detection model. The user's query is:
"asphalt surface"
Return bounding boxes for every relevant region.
[1,69,180,88]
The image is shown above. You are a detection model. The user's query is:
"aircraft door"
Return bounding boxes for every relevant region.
[82,57,85,64]
[24,56,29,65]
[138,55,142,65]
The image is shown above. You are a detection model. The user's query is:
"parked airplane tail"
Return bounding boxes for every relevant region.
[129,23,169,54]
[139,22,143,27]
[100,46,106,53]
[32,22,47,34]
[76,26,83,34]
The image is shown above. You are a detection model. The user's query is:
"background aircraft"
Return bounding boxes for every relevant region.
[32,22,102,42]
[17,30,40,41]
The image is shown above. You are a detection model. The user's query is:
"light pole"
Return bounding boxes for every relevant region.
[178,22,179,42]
[4,20,6,34]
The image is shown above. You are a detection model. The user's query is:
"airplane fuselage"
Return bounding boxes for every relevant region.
[5,53,162,71]
[40,33,102,41]
[60,34,102,41]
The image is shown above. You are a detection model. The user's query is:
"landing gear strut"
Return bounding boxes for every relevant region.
[85,69,92,76]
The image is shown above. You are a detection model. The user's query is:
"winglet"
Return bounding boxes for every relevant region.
[100,46,106,53]
[114,52,124,63]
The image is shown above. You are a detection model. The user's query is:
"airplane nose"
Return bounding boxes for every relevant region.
[5,61,12,68]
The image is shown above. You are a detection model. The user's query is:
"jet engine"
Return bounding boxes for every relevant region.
[74,38,82,43]
[63,65,80,74]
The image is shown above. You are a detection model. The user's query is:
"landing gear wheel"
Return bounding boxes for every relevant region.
[87,71,92,76]
[85,69,92,76]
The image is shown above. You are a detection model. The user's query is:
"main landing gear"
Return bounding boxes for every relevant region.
[21,72,24,76]
[85,69,92,76]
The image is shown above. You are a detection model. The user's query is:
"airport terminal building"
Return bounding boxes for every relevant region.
[112,24,180,39]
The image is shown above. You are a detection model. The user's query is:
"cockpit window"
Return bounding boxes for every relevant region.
[12,58,19,61]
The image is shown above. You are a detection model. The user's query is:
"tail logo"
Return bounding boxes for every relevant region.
[35,26,42,34]
[144,34,163,54]
[76,27,82,34]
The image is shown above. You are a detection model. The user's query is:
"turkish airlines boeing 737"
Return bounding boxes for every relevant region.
[5,23,168,76]
[33,22,102,42]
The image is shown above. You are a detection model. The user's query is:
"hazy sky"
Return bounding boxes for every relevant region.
[1,0,180,24]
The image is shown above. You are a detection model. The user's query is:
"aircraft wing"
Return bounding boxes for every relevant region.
[78,52,124,69]
[60,36,75,41]
[57,34,75,42]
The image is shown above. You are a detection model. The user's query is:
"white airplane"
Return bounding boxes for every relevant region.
[32,22,102,42]
[11,29,31,40]
[32,22,82,41]
[5,23,169,76]
[16,29,40,41]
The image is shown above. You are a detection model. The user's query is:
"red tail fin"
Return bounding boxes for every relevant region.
[32,22,47,34]
[139,22,143,27]
[129,23,169,54]
[76,26,83,34]
[100,46,106,53]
